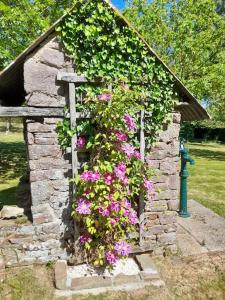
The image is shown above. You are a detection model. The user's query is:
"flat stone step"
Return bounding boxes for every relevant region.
[54,256,163,293]
[178,200,225,253]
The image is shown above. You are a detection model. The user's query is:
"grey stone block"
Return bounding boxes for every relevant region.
[24,60,63,96]
[157,232,176,245]
[39,47,65,69]
[71,276,112,290]
[31,181,54,205]
[27,122,56,133]
[27,92,65,107]
[29,145,62,159]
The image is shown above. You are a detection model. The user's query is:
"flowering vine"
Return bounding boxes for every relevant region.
[72,87,155,266]
[56,0,178,267]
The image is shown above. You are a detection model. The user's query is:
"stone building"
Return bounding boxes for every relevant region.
[0,0,208,267]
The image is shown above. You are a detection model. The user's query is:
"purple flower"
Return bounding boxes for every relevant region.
[115,131,127,142]
[129,210,138,225]
[123,199,131,208]
[111,201,120,213]
[79,234,91,245]
[77,136,86,148]
[121,143,135,159]
[106,251,118,265]
[134,150,141,159]
[99,206,110,217]
[80,171,100,182]
[97,93,112,101]
[117,162,126,172]
[115,241,131,256]
[121,176,129,185]
[76,199,91,214]
[124,113,136,131]
[123,209,130,217]
[91,172,101,182]
[104,173,114,185]
[144,178,155,194]
[114,162,126,180]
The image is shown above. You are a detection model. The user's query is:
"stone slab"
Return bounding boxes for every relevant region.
[55,260,67,290]
[177,224,208,256]
[178,200,225,252]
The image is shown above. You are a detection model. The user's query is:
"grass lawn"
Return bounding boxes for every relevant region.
[0,128,224,219]
[188,141,225,218]
[0,130,27,208]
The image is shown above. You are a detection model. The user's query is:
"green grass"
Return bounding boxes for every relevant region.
[188,141,225,218]
[0,131,27,208]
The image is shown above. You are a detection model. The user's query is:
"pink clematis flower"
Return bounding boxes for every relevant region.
[76,199,91,214]
[123,199,131,208]
[124,113,136,131]
[114,162,126,180]
[99,206,110,217]
[97,94,112,101]
[115,131,128,142]
[77,136,86,148]
[106,251,118,265]
[121,176,129,185]
[111,201,120,213]
[121,143,135,159]
[115,241,131,256]
[80,171,100,182]
[144,178,155,194]
[123,209,130,217]
[134,150,141,159]
[104,173,114,185]
[91,172,101,182]
[129,210,138,225]
[79,234,91,245]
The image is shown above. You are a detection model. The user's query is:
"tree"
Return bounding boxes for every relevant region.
[215,0,225,15]
[0,0,73,70]
[125,0,225,121]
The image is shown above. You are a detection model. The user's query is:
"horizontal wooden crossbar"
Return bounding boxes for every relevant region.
[0,107,91,118]
[57,72,103,83]
[0,107,64,117]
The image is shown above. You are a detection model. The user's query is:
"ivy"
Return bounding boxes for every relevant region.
[56,0,178,267]
[57,0,177,143]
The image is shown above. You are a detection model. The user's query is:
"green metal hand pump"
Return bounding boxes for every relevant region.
[179,142,195,218]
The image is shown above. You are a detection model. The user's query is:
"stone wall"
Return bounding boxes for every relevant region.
[142,113,181,255]
[0,34,181,266]
[0,35,75,266]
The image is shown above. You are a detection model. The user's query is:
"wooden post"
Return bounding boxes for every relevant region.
[139,108,145,247]
[69,83,78,194]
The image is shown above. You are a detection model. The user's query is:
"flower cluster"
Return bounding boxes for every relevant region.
[73,89,155,267]
[80,171,101,182]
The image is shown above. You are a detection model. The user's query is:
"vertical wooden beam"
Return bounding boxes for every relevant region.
[69,83,78,194]
[139,108,145,247]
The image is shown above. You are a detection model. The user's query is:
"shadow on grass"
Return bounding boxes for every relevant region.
[189,148,225,161]
[0,186,18,209]
[0,141,27,181]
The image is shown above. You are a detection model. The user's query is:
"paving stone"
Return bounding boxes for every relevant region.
[113,274,140,286]
[55,260,67,290]
[178,200,225,252]
[71,276,112,290]
[135,254,158,274]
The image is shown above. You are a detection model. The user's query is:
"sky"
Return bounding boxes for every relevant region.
[112,0,125,10]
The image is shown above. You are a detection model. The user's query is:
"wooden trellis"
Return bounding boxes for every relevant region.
[57,72,146,247]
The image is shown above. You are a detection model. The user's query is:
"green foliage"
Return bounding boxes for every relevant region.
[0,0,73,69]
[72,86,155,266]
[125,0,225,122]
[57,0,177,142]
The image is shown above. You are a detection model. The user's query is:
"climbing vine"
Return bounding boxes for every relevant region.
[56,0,177,267]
